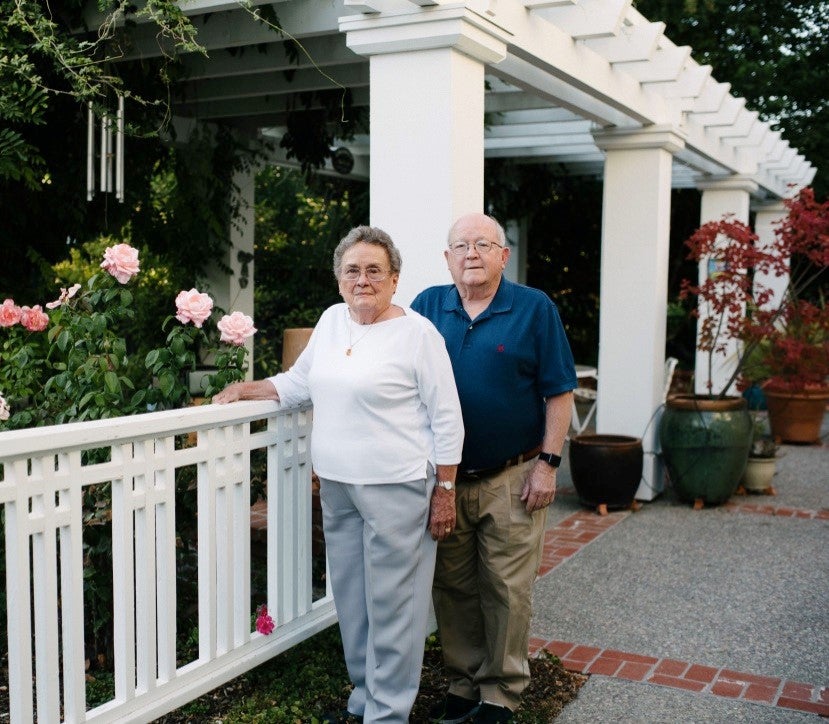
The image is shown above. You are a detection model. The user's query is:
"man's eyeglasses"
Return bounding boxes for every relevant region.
[448,240,504,256]
[341,267,389,282]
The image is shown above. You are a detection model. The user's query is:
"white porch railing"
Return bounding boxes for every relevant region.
[0,401,336,723]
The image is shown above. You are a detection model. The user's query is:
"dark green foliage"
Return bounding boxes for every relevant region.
[252,166,368,376]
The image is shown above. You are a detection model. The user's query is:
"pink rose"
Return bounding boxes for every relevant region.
[0,298,22,327]
[20,305,49,332]
[0,393,10,422]
[100,243,140,284]
[175,289,214,328]
[46,283,82,309]
[217,311,256,346]
[255,604,274,635]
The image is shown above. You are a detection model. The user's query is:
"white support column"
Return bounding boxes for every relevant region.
[343,13,507,304]
[204,164,256,377]
[694,176,758,395]
[593,126,685,501]
[753,200,789,310]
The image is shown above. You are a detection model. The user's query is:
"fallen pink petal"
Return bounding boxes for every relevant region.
[255,605,274,635]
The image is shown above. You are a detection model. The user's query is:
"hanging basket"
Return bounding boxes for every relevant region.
[764,388,829,444]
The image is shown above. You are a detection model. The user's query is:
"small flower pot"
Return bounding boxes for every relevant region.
[568,434,643,514]
[740,456,777,494]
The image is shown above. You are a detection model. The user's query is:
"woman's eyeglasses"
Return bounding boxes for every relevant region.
[341,267,389,282]
[448,240,504,256]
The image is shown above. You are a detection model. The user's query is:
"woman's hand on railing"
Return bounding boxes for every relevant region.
[212,380,280,404]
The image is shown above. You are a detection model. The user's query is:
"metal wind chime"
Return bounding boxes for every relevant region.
[86,95,125,202]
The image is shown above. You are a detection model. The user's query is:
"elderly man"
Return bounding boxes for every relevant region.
[411,213,577,723]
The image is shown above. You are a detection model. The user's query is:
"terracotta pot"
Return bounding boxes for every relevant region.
[658,395,752,506]
[283,327,314,370]
[568,434,643,511]
[764,388,829,444]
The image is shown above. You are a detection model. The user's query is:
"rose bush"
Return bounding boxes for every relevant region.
[0,243,255,430]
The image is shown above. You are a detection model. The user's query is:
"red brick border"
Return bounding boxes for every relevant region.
[533,503,829,717]
[537,508,628,576]
[723,501,829,520]
[527,639,829,717]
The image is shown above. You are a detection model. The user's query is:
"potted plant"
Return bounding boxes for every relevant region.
[737,414,779,495]
[659,187,828,507]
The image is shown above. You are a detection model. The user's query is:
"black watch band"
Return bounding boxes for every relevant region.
[538,451,562,468]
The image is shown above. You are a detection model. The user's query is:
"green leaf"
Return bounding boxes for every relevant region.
[159,371,176,397]
[57,329,71,352]
[104,371,120,394]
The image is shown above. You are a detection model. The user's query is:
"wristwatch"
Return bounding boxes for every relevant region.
[538,452,562,469]
[436,480,455,491]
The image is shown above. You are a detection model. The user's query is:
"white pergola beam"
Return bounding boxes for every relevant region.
[177,62,369,102]
[689,94,745,127]
[530,0,632,40]
[495,107,586,124]
[176,87,370,120]
[485,143,601,158]
[118,2,344,60]
[613,41,691,83]
[487,119,594,137]
[644,62,711,100]
[691,79,732,114]
[581,20,665,63]
[181,36,358,81]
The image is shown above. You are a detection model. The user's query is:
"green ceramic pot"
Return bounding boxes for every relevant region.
[659,395,752,505]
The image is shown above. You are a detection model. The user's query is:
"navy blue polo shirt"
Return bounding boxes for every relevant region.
[412,278,577,470]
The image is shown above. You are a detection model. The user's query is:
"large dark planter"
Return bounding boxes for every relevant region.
[764,388,829,444]
[568,434,643,513]
[659,395,752,507]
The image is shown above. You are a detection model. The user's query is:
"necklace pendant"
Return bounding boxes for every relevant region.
[346,348,352,356]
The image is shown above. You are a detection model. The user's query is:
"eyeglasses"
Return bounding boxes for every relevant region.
[448,239,504,256]
[341,266,389,282]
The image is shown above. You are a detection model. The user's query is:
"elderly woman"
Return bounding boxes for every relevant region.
[214,226,463,723]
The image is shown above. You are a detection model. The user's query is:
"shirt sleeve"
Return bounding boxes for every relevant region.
[412,315,464,465]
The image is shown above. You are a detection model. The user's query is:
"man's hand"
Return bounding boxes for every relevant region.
[520,460,557,512]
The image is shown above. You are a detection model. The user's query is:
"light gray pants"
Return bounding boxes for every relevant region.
[320,475,437,723]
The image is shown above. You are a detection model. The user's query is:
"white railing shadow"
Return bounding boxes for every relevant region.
[0,401,336,723]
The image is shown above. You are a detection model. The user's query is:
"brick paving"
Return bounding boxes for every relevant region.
[531,505,829,717]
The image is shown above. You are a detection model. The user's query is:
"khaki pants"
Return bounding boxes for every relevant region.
[433,461,547,710]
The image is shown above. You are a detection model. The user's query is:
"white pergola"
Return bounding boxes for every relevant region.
[104,0,816,497]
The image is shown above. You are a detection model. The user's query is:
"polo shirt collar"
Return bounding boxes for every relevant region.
[441,277,515,319]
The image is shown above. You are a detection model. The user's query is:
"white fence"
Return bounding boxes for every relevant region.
[0,401,336,723]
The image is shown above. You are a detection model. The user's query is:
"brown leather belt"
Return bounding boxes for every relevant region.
[457,445,542,483]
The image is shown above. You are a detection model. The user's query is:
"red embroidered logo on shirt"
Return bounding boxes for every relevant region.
[497,344,505,352]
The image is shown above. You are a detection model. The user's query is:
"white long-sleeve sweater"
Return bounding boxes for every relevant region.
[268,304,463,484]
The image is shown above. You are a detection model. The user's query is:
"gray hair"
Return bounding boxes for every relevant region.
[333,226,402,279]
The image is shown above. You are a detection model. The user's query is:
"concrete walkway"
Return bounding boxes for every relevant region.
[530,416,828,721]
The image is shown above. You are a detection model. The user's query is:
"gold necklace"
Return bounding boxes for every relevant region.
[346,306,389,356]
